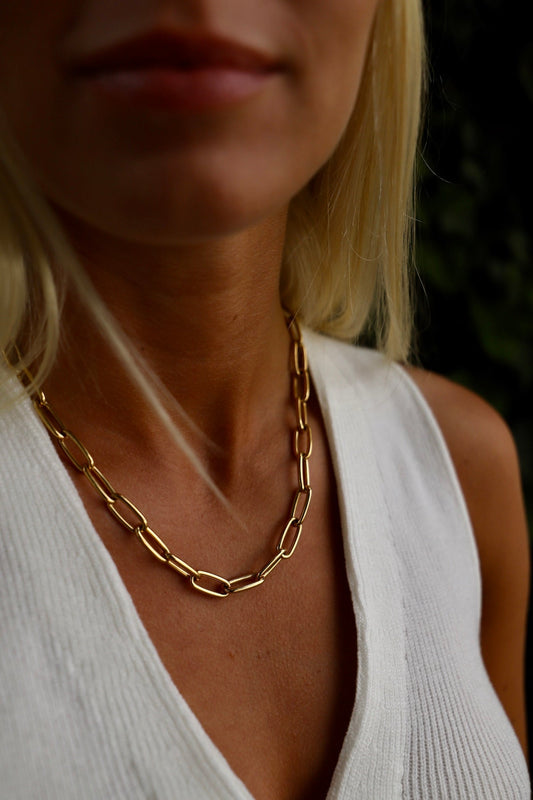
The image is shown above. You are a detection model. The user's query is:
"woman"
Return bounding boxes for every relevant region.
[0,0,529,798]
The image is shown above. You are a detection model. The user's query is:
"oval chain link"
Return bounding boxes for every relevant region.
[10,314,312,597]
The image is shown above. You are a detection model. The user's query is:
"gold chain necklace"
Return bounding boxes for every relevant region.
[12,315,312,597]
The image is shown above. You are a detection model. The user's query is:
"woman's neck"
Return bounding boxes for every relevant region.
[50,209,292,463]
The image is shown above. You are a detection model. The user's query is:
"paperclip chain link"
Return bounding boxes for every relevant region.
[9,315,312,598]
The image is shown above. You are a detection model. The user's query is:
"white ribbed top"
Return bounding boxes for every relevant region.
[0,329,529,799]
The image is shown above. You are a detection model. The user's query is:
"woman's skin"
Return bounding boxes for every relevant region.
[0,1,529,798]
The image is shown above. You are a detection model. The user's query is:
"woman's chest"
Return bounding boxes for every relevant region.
[107,505,357,800]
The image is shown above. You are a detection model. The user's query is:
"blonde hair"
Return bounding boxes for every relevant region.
[283,0,425,359]
[0,0,424,387]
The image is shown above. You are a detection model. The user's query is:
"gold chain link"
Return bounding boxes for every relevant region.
[9,315,312,597]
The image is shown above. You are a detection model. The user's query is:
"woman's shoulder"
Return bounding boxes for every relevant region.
[403,365,520,485]
[403,365,528,575]
[405,365,530,755]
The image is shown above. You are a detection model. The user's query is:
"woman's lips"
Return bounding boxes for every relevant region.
[69,31,281,112]
[86,67,274,112]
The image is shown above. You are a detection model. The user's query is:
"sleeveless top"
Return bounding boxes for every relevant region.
[0,329,529,799]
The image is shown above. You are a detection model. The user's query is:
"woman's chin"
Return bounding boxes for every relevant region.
[51,190,288,250]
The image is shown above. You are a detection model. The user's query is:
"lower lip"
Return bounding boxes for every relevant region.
[85,67,275,112]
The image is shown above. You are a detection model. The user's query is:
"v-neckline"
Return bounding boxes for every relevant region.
[14,329,407,799]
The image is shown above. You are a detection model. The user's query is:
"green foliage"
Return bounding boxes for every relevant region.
[416,0,533,526]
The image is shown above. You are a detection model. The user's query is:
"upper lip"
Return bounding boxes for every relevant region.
[67,30,280,76]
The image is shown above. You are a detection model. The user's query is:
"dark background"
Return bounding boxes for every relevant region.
[417,0,533,757]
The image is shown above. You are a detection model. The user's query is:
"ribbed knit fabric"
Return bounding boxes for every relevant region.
[0,329,529,799]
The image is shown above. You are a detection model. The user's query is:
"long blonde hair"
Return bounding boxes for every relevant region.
[0,0,424,389]
[283,0,424,359]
